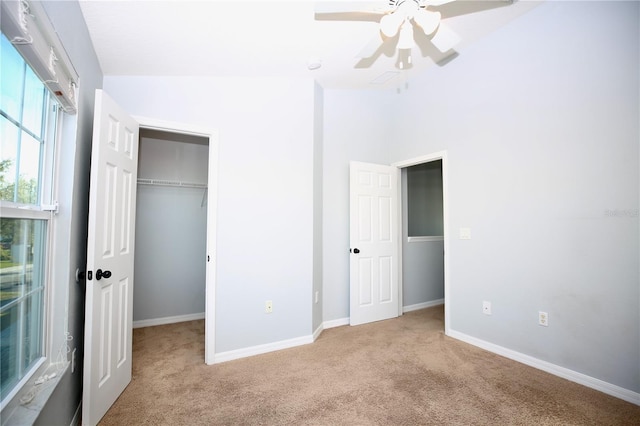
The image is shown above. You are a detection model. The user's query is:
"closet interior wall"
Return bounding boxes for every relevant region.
[401,161,445,308]
[133,129,209,324]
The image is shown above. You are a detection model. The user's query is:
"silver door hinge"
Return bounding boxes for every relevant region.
[42,201,59,214]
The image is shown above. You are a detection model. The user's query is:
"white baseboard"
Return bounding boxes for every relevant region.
[448,329,640,406]
[320,300,445,330]
[403,299,444,313]
[70,401,81,426]
[133,312,205,329]
[323,317,349,329]
[214,334,315,364]
[319,301,445,330]
[214,318,348,364]
[312,323,323,341]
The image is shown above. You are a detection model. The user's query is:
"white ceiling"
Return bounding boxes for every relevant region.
[78,0,542,90]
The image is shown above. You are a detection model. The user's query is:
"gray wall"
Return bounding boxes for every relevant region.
[401,238,444,307]
[406,161,443,237]
[321,88,395,322]
[312,82,324,333]
[390,0,639,393]
[35,1,103,425]
[133,135,209,322]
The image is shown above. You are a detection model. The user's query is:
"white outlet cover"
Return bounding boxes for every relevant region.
[460,227,472,240]
[539,311,548,326]
[482,301,491,315]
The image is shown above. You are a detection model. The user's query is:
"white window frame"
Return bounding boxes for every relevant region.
[0,95,64,404]
[1,34,72,425]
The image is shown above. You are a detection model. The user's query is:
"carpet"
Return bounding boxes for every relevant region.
[99,306,640,425]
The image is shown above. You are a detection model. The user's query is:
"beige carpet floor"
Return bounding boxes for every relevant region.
[100,306,640,425]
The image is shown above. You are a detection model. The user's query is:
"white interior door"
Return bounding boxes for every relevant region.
[83,90,139,426]
[349,161,399,326]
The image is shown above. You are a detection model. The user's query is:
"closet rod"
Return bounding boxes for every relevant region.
[137,178,207,189]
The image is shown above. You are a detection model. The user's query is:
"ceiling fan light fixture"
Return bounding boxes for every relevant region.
[380,12,403,37]
[397,21,415,49]
[413,9,441,35]
[396,49,413,70]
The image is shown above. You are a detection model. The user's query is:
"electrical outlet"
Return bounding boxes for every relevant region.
[71,348,77,373]
[482,301,492,315]
[265,300,273,314]
[459,227,472,240]
[538,311,548,326]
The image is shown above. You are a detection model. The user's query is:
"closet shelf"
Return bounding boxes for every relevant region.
[137,178,207,189]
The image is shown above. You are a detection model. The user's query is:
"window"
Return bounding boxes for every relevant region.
[0,32,59,406]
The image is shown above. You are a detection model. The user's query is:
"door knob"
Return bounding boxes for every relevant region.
[353,248,360,254]
[96,269,112,280]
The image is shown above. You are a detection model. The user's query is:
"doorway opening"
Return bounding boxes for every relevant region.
[133,128,209,331]
[394,152,449,334]
[133,119,218,365]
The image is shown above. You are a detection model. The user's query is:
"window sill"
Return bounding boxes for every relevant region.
[407,236,444,242]
[2,362,69,426]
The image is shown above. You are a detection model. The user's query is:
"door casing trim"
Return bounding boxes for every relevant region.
[392,151,449,335]
[134,115,218,364]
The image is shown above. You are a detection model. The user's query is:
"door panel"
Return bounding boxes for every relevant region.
[117,278,129,367]
[83,90,139,426]
[350,161,399,326]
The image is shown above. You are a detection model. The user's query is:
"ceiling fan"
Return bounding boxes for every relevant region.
[315,0,512,69]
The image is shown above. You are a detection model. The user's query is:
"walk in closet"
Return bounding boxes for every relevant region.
[133,129,210,325]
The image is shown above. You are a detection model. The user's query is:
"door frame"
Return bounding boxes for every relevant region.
[133,116,218,364]
[392,150,450,335]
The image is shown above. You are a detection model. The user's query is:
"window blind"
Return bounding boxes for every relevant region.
[1,0,79,114]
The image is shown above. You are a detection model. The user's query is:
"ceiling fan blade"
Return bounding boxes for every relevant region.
[356,33,385,58]
[413,9,441,35]
[435,50,459,66]
[314,1,390,15]
[354,35,397,68]
[314,11,386,22]
[436,0,513,19]
[430,22,461,52]
[380,12,405,37]
[425,0,457,6]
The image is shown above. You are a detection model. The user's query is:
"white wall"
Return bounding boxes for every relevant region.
[390,1,639,394]
[322,88,396,322]
[104,76,316,352]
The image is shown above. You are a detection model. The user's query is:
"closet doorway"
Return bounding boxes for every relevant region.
[394,152,449,333]
[133,122,217,365]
